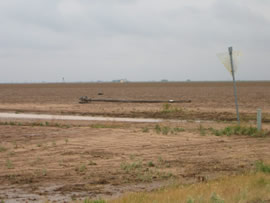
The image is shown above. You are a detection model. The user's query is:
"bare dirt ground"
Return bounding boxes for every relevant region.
[0,82,269,121]
[0,119,270,202]
[0,82,270,202]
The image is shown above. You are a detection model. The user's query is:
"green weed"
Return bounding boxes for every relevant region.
[154,125,184,135]
[162,103,182,113]
[142,127,149,133]
[147,161,155,167]
[121,161,142,172]
[210,125,268,137]
[173,127,185,132]
[161,126,170,135]
[256,161,270,173]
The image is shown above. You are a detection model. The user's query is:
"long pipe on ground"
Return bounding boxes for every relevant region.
[79,97,191,104]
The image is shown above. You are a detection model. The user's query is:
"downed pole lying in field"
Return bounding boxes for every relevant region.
[79,96,191,104]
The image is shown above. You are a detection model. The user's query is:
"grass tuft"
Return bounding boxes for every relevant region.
[256,161,270,173]
[204,125,269,137]
[154,124,185,135]
[161,103,182,114]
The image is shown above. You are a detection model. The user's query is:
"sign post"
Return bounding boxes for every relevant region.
[217,47,241,124]
[228,47,240,124]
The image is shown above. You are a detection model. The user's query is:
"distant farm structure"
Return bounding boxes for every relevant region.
[112,79,128,83]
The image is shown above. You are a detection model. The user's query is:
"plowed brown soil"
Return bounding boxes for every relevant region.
[0,82,270,202]
[0,82,269,121]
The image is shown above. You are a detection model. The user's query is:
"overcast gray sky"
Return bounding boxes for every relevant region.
[0,0,269,83]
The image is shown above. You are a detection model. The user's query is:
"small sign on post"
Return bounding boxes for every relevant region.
[257,108,262,131]
[217,47,241,124]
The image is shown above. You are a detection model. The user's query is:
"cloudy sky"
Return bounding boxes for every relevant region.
[0,0,269,83]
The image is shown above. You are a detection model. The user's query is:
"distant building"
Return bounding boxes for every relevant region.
[112,79,128,83]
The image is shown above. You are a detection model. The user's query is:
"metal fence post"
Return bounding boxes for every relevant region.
[257,108,262,131]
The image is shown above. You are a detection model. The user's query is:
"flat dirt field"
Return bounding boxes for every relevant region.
[0,82,269,120]
[0,82,270,202]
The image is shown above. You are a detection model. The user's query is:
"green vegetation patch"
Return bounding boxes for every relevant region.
[153,124,185,135]
[199,125,269,137]
[256,161,270,173]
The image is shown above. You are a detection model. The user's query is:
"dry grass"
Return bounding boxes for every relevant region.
[110,172,270,203]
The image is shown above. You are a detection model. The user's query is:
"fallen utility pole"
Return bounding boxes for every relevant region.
[79,96,191,104]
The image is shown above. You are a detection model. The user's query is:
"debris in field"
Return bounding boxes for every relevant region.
[79,96,191,104]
